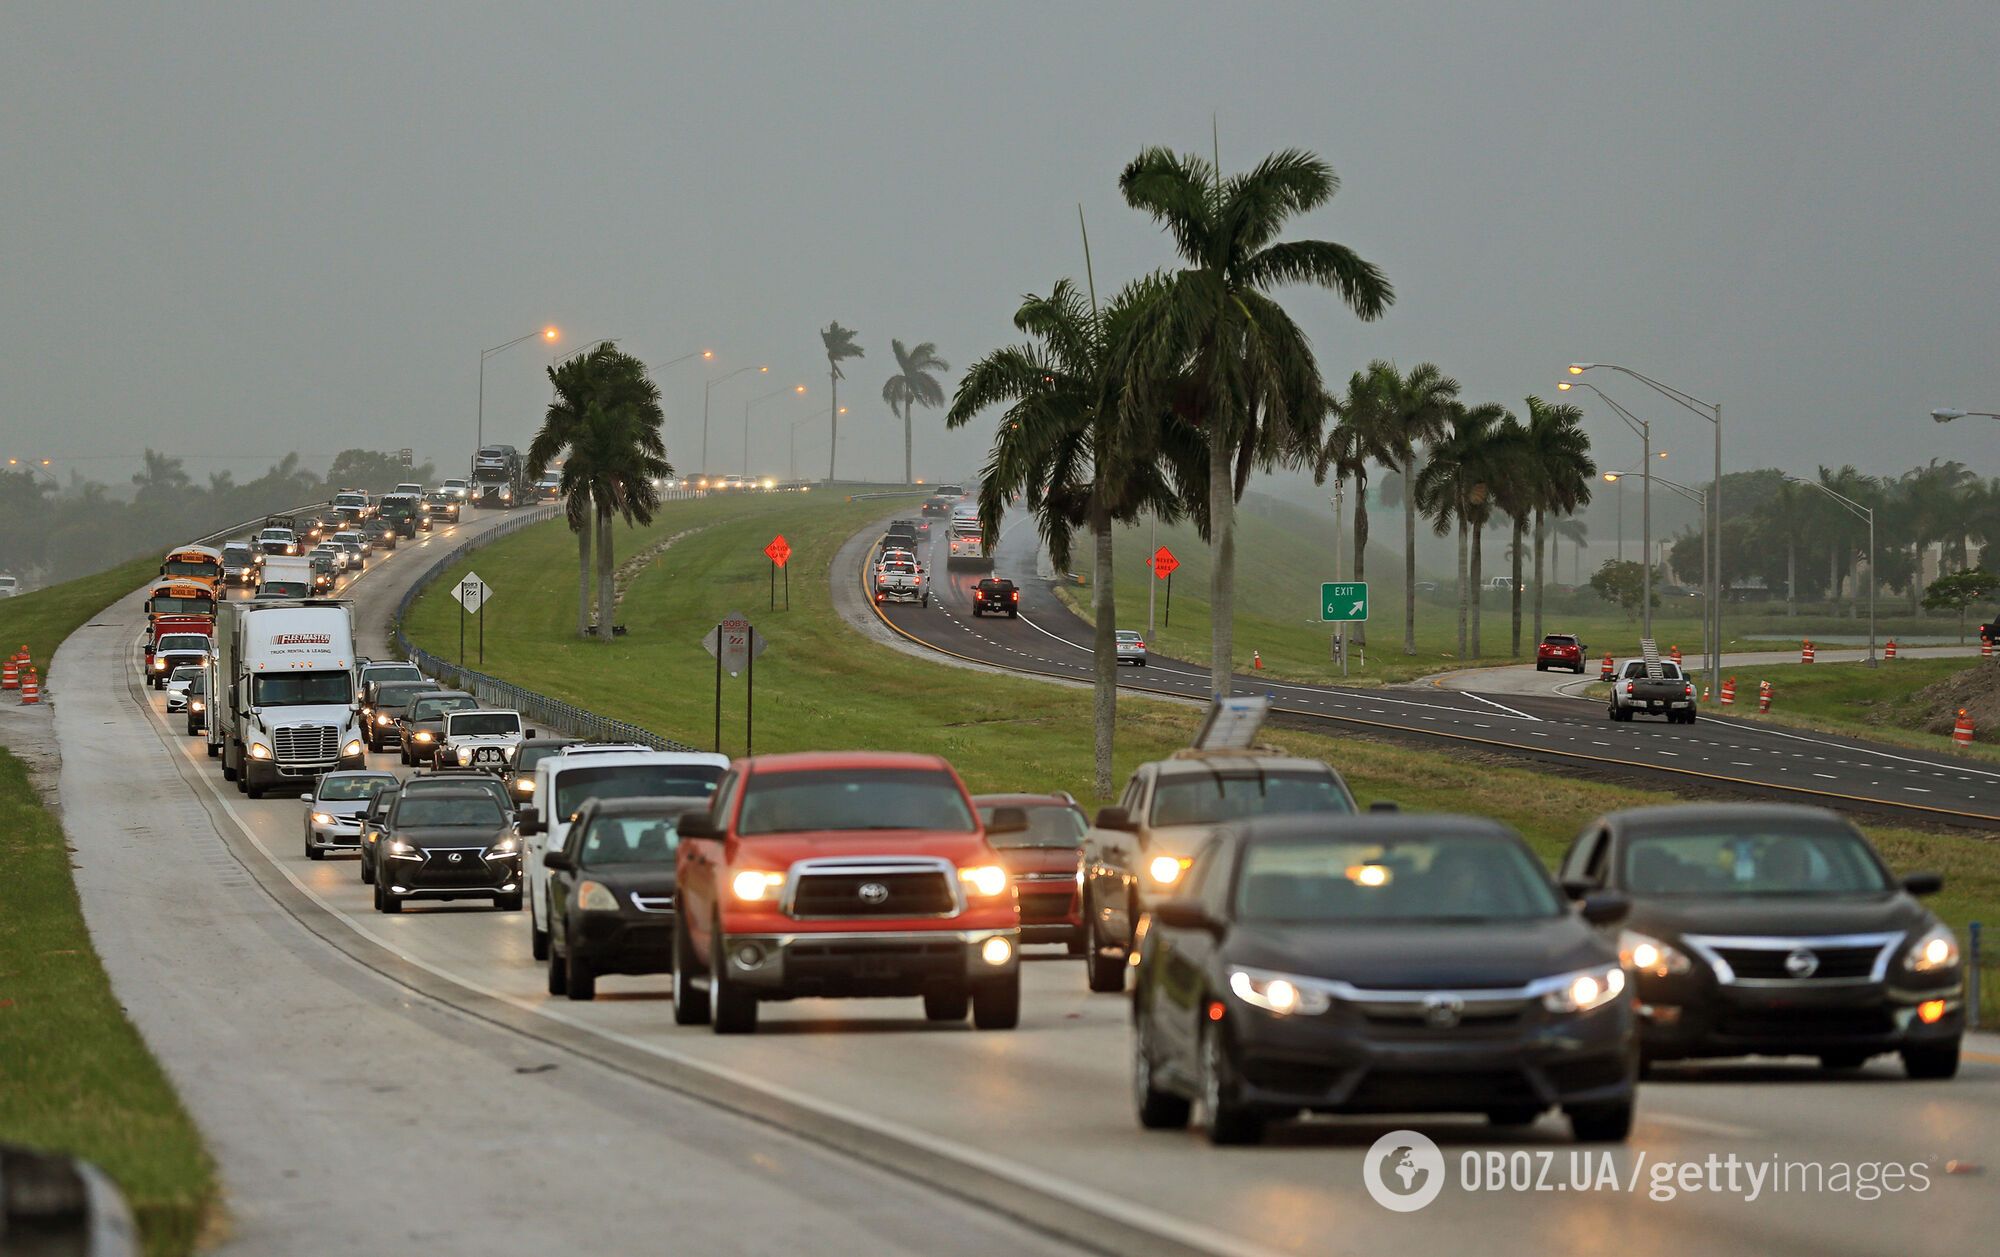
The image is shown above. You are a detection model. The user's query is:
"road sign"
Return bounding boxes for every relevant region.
[1320,581,1368,622]
[764,534,792,567]
[399,447,414,469]
[702,610,768,677]
[1193,695,1268,751]
[452,572,491,615]
[1151,546,1179,579]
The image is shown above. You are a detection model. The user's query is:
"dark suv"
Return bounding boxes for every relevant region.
[373,787,522,913]
[541,796,705,1000]
[399,690,479,765]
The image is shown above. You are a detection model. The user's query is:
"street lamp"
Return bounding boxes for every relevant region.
[1562,379,1657,640]
[703,364,767,475]
[1786,475,1876,666]
[1932,407,2000,423]
[745,385,807,476]
[1568,362,1723,688]
[479,326,559,450]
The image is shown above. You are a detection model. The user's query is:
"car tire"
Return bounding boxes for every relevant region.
[671,908,711,1025]
[1487,1106,1542,1127]
[1133,1012,1191,1130]
[531,907,550,961]
[1820,1051,1870,1071]
[1566,1100,1634,1142]
[1901,1042,1960,1080]
[971,973,1020,1030]
[1198,1028,1263,1146]
[1067,932,1087,957]
[496,892,522,913]
[547,946,568,996]
[1086,933,1126,994]
[307,841,323,861]
[923,988,970,1022]
[711,935,759,1036]
[1536,662,1546,672]
[565,952,595,1001]
[360,851,375,885]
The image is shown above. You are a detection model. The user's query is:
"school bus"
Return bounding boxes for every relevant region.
[145,577,219,622]
[160,544,225,583]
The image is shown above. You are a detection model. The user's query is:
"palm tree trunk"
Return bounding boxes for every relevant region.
[1091,504,1116,800]
[1352,487,1369,648]
[1531,509,1547,645]
[1208,422,1235,697]
[1509,516,1525,655]
[1470,522,1484,657]
[595,506,615,641]
[575,515,593,640]
[1455,516,1469,657]
[903,400,914,485]
[827,368,839,484]
[1403,454,1419,655]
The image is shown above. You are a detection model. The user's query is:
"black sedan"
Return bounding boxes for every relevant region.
[183,672,210,736]
[373,788,522,913]
[356,783,401,885]
[541,796,703,1000]
[1560,803,1964,1078]
[1134,814,1636,1145]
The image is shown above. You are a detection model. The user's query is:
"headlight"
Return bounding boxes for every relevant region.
[248,743,271,759]
[414,731,433,742]
[731,870,786,901]
[488,837,519,857]
[1539,964,1626,1014]
[1618,930,1694,978]
[515,777,536,794]
[152,658,167,670]
[376,714,393,726]
[456,746,473,766]
[1147,855,1192,887]
[311,811,335,825]
[342,739,364,758]
[958,865,1009,897]
[578,880,619,912]
[389,839,419,857]
[1904,924,1960,972]
[190,700,205,712]
[1228,968,1332,1017]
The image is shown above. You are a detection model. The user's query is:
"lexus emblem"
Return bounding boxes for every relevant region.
[857,881,890,905]
[1784,947,1819,978]
[1422,994,1464,1028]
[447,852,462,864]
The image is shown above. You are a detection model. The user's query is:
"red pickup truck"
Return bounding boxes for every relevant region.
[1535,632,1588,673]
[671,751,1022,1034]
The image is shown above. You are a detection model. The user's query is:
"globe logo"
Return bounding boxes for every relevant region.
[1362,1129,1446,1211]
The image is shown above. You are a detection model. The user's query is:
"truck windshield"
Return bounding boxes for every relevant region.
[410,697,478,721]
[977,804,1087,849]
[450,713,521,737]
[252,672,353,707]
[736,769,975,835]
[1149,772,1354,828]
[157,635,209,652]
[555,764,724,817]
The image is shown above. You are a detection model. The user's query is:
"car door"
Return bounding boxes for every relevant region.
[1154,838,1224,1070]
[676,771,738,967]
[548,807,587,953]
[1084,769,1146,938]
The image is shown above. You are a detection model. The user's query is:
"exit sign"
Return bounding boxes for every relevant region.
[1321,582,1368,622]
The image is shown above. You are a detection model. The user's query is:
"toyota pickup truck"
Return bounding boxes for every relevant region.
[1608,659,1697,724]
[671,751,1021,1034]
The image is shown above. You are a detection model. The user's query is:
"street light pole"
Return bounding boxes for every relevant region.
[1786,475,1877,666]
[1564,379,1654,640]
[478,327,559,452]
[704,365,768,476]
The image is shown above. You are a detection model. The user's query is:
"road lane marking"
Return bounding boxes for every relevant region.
[1460,691,1542,722]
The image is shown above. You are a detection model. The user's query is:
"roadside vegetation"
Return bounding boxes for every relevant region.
[0,749,215,1256]
[1724,657,2000,762]
[0,553,160,682]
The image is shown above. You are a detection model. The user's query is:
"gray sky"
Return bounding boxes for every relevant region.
[7,2,1999,492]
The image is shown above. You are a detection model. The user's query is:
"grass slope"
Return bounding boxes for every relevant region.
[0,554,160,684]
[409,494,1999,1019]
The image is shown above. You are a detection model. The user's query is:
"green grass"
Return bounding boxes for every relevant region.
[0,749,215,1255]
[409,493,2000,1020]
[0,554,160,684]
[1695,657,2000,765]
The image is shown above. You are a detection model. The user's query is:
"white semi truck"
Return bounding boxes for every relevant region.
[211,598,367,798]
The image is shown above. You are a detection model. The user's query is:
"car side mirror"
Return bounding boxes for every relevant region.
[1901,871,1943,896]
[1153,900,1223,935]
[542,850,574,872]
[986,806,1029,837]
[1579,890,1630,926]
[678,811,721,840]
[1560,878,1595,901]
[525,729,538,740]
[1094,806,1135,832]
[516,806,542,836]
[300,794,314,805]
[1368,800,1400,814]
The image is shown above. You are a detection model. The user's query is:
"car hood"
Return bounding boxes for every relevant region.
[1628,892,1930,941]
[994,846,1083,875]
[730,831,993,868]
[1222,916,1610,990]
[449,733,521,745]
[395,826,512,848]
[317,800,371,818]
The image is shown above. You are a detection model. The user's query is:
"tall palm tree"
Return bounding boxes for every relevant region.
[881,340,951,485]
[528,344,673,639]
[821,322,865,482]
[1516,396,1595,644]
[1316,364,1398,646]
[948,276,1195,798]
[1369,362,1460,655]
[1554,515,1589,585]
[1483,413,1535,656]
[1119,146,1392,698]
[1415,402,1508,657]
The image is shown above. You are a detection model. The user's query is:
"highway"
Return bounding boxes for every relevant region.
[862,514,2000,830]
[38,498,1998,1255]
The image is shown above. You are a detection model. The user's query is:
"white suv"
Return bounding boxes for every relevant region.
[435,708,531,771]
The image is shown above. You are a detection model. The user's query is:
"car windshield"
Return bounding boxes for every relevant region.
[158,635,208,652]
[260,582,310,598]
[252,671,353,706]
[1116,631,1141,642]
[555,764,724,818]
[978,804,1087,848]
[170,667,201,683]
[222,548,254,564]
[1236,834,1562,923]
[318,775,390,801]
[366,665,422,684]
[187,675,205,694]
[450,713,521,737]
[514,745,559,773]
[410,696,478,721]
[1623,826,1891,896]
[579,816,681,864]
[397,797,504,827]
[374,682,433,709]
[737,768,975,835]
[1149,771,1353,828]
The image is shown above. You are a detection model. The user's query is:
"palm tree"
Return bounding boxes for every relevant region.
[1553,515,1589,585]
[821,322,865,482]
[881,340,951,485]
[1516,396,1595,644]
[1119,146,1392,698]
[1483,413,1535,656]
[1316,364,1398,646]
[528,344,673,639]
[1369,362,1461,655]
[948,276,1195,798]
[1415,403,1508,657]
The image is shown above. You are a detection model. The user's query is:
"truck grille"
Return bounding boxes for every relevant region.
[789,860,957,919]
[273,725,339,763]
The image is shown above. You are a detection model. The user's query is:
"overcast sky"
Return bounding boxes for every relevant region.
[7,2,1999,494]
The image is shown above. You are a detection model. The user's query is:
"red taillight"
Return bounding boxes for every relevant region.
[1685,684,1694,697]
[1625,681,1634,695]
[1011,591,1019,601]
[1135,641,1145,650]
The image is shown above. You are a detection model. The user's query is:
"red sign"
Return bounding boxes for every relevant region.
[1150,546,1179,579]
[764,535,792,568]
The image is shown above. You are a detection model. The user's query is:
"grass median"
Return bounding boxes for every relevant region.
[0,554,158,685]
[408,491,2000,1021]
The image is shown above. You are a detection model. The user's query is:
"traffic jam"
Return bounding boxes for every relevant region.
[136,481,1967,1149]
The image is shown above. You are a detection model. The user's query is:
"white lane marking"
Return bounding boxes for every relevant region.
[1658,751,1678,757]
[1906,786,1933,794]
[1731,761,1755,767]
[1459,691,1542,722]
[1713,719,2000,780]
[1813,772,1838,780]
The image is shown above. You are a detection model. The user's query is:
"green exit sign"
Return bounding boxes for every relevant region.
[1322,582,1369,622]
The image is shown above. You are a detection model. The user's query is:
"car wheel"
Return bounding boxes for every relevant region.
[671,908,711,1025]
[923,987,969,1022]
[1487,1105,1543,1127]
[1820,1051,1870,1071]
[307,840,323,861]
[565,951,595,1001]
[360,851,375,885]
[495,892,522,913]
[1067,931,1087,957]
[971,973,1020,1030]
[1901,1042,1960,1080]
[530,901,550,960]
[1536,662,1546,672]
[1198,1027,1263,1146]
[1133,1013,1192,1130]
[546,944,568,996]
[711,930,759,1035]
[1086,929,1126,994]
[1567,1100,1633,1142]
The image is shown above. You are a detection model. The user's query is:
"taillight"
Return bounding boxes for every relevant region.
[1625,682,1634,695]
[1685,684,1694,697]
[1135,640,1145,649]
[1011,591,1019,601]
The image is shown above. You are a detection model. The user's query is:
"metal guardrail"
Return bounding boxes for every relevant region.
[389,506,697,752]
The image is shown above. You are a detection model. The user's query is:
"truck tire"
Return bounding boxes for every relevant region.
[671,909,711,1025]
[710,927,759,1034]
[972,973,1020,1030]
[923,988,970,1021]
[207,740,219,759]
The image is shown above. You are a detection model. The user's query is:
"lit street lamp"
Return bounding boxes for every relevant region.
[1931,407,2000,424]
[1786,474,1877,666]
[703,364,767,475]
[479,326,560,449]
[1562,379,1658,640]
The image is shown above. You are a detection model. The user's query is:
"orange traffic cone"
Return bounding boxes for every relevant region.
[19,668,39,705]
[1984,639,1994,660]
[1599,654,1614,681]
[1801,639,1816,664]
[1954,708,1975,746]
[1,658,16,691]
[1720,677,1736,706]
[1252,650,1263,670]
[1669,645,1682,666]
[1758,680,1772,713]
[1885,639,1898,660]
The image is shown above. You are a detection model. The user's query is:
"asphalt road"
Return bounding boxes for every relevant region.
[864,515,2000,830]
[42,498,2000,1256]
